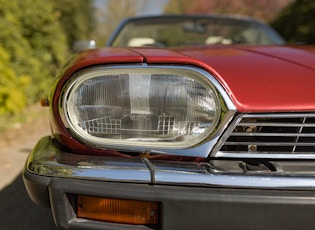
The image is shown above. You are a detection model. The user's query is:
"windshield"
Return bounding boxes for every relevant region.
[108,16,285,48]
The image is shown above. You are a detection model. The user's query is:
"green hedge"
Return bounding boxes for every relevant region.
[0,0,95,115]
[0,47,29,114]
[270,0,315,44]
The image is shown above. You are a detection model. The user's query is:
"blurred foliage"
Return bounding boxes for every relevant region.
[164,0,315,44]
[164,0,292,22]
[53,0,96,51]
[0,47,30,114]
[94,0,143,45]
[0,0,95,115]
[270,0,315,44]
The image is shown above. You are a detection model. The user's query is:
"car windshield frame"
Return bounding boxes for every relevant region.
[107,15,286,48]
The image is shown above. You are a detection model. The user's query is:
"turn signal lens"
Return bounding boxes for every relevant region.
[77,195,159,225]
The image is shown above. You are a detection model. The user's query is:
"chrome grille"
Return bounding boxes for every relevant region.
[216,114,315,159]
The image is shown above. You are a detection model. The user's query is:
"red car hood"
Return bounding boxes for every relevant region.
[131,45,315,112]
[70,46,315,113]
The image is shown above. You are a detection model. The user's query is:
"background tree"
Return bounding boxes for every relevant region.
[53,0,96,51]
[17,0,69,100]
[164,0,292,22]
[0,47,29,114]
[270,0,315,44]
[0,0,95,115]
[93,0,145,45]
[0,0,67,105]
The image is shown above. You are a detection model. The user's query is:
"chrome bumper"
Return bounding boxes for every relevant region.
[23,136,315,230]
[25,136,315,190]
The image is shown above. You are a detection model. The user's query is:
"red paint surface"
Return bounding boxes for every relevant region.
[132,46,315,112]
[50,45,315,156]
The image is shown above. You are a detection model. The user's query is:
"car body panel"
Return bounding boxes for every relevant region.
[47,45,315,158]
[54,47,144,87]
[59,46,315,114]
[133,46,315,112]
[242,45,315,69]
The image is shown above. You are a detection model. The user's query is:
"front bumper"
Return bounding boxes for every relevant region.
[23,136,315,230]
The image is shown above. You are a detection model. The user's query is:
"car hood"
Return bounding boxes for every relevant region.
[130,45,315,112]
[70,46,315,113]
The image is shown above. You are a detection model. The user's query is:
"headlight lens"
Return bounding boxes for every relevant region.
[62,66,221,150]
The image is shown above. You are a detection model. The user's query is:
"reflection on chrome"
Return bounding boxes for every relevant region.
[26,136,315,190]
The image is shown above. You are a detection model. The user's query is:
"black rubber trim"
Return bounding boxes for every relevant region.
[22,169,51,207]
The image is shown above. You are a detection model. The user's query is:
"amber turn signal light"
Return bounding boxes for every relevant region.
[77,195,159,225]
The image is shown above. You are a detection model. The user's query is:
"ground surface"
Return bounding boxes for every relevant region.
[0,105,57,229]
[0,105,50,190]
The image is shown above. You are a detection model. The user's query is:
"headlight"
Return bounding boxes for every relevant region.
[60,65,232,153]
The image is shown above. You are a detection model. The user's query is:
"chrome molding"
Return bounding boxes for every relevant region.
[26,137,151,183]
[213,113,315,159]
[26,136,315,190]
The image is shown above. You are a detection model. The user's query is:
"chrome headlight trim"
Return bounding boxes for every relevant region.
[59,65,236,157]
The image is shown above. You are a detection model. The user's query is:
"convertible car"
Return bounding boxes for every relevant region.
[24,15,315,229]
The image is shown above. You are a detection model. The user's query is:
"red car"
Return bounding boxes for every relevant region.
[24,15,315,230]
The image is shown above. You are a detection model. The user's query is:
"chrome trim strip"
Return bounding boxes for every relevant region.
[154,170,315,189]
[26,136,151,183]
[216,152,315,159]
[26,136,315,190]
[230,133,315,137]
[237,122,315,127]
[237,113,315,118]
[224,142,315,146]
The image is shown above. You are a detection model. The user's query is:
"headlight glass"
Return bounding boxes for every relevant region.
[62,66,221,149]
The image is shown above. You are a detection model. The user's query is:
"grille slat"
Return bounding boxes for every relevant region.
[217,114,315,159]
[224,142,315,147]
[230,132,315,137]
[238,122,315,127]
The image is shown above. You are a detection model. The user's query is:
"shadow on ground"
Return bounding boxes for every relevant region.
[0,174,58,230]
